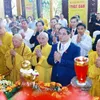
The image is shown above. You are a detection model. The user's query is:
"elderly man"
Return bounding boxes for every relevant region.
[5,34,32,82]
[93,34,100,51]
[0,21,12,77]
[32,32,52,83]
[88,39,100,96]
[47,27,80,86]
[72,23,92,57]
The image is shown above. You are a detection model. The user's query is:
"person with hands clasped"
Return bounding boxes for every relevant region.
[32,32,52,83]
[5,34,32,82]
[88,39,100,96]
[47,27,80,86]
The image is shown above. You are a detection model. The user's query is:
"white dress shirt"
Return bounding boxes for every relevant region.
[57,39,71,56]
[19,28,34,48]
[72,34,92,56]
[58,18,68,27]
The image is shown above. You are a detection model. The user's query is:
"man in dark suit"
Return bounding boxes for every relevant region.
[47,27,80,86]
[70,16,78,37]
[93,34,100,51]
[47,18,58,45]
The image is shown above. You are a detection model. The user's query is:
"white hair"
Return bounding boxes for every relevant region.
[13,34,23,41]
[38,32,48,39]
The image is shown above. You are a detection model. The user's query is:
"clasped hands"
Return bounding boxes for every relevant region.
[10,49,16,56]
[35,49,42,58]
[95,57,100,68]
[77,34,81,43]
[0,40,2,46]
[54,51,61,62]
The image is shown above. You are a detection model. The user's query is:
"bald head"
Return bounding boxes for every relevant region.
[12,34,23,48]
[96,39,100,56]
[38,32,48,39]
[13,34,23,41]
[97,39,100,44]
[37,32,49,46]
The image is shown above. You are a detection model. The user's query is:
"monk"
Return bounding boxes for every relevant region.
[0,21,12,77]
[32,32,52,83]
[5,34,32,82]
[88,39,100,96]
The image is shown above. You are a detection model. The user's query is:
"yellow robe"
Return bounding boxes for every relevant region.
[32,43,52,83]
[88,51,100,96]
[0,32,12,76]
[5,43,32,83]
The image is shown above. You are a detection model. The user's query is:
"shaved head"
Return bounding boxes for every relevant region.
[97,39,100,44]
[12,34,23,48]
[38,32,48,39]
[13,34,23,41]
[96,39,100,56]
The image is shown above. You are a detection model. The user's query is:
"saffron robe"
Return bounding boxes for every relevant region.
[88,51,100,96]
[5,43,32,82]
[32,43,52,83]
[0,32,12,76]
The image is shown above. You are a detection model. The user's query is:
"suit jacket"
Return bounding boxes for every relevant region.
[47,29,53,45]
[47,43,80,86]
[70,28,78,35]
[93,34,100,51]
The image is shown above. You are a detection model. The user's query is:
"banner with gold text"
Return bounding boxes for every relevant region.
[68,0,88,27]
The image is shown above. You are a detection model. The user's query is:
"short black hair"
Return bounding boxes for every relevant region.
[59,27,71,35]
[77,23,86,29]
[36,20,44,26]
[21,19,28,24]
[50,18,58,22]
[55,15,59,18]
[70,16,78,22]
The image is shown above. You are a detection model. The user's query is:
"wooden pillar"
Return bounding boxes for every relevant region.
[50,0,53,19]
[16,0,22,16]
[21,0,26,18]
[62,0,68,20]
[32,0,35,17]
[36,0,42,18]
[4,0,12,17]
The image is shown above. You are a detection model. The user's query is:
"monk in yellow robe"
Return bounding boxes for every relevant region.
[5,34,32,82]
[0,21,12,77]
[38,13,48,30]
[32,32,52,83]
[88,39,100,96]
